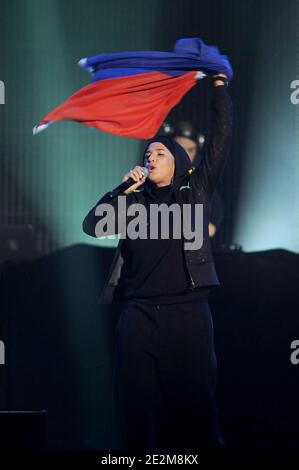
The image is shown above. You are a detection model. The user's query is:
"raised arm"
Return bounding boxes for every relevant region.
[192,76,233,197]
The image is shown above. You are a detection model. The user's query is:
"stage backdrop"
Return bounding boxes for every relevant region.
[0,0,298,254]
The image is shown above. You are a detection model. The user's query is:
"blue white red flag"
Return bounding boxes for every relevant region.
[33,37,232,139]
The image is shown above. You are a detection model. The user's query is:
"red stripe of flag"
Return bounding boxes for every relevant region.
[34,71,197,139]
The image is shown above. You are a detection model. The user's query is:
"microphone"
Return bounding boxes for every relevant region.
[105,167,149,200]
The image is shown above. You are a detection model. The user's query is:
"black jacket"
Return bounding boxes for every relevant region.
[82,85,233,304]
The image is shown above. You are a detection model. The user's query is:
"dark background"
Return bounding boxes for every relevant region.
[0,0,298,452]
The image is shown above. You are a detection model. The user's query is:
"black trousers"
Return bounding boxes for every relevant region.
[113,297,224,450]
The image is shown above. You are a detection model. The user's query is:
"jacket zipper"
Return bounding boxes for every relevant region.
[188,268,196,289]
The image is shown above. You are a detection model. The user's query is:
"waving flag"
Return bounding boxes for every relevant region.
[33,37,232,139]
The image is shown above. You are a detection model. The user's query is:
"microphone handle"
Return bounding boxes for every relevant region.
[107,178,135,199]
[102,167,148,202]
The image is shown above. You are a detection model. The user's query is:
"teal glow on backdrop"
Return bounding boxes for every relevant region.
[0,0,158,252]
[0,0,160,449]
[233,1,299,253]
[1,0,298,255]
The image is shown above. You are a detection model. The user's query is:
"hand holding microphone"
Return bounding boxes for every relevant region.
[122,166,149,195]
[104,166,149,201]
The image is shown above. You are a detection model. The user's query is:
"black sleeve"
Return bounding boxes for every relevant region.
[191,85,233,197]
[82,191,133,238]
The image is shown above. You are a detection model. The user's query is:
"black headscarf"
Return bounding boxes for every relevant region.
[140,135,191,204]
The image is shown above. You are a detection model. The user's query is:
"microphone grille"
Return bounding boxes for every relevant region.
[142,167,149,178]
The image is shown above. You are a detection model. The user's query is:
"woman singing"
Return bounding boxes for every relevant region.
[83,73,232,450]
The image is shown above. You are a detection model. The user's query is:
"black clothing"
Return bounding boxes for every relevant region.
[191,151,225,239]
[83,86,232,305]
[113,298,223,450]
[82,85,232,450]
[119,182,210,304]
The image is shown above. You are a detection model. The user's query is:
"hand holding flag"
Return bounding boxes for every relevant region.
[33,37,232,139]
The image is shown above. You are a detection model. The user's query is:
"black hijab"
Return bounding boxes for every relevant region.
[141,135,191,204]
